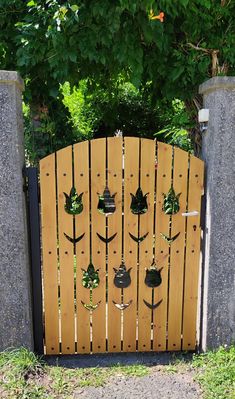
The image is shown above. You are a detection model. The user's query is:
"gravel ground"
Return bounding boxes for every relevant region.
[74,370,202,399]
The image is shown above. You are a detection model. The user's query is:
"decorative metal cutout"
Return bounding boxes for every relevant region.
[97,186,116,215]
[160,232,180,244]
[162,187,181,215]
[82,263,100,289]
[64,232,85,244]
[81,298,101,311]
[112,300,132,310]
[145,263,163,288]
[64,187,83,215]
[97,232,117,244]
[143,298,163,310]
[129,232,149,243]
[81,263,100,311]
[113,263,132,288]
[130,187,149,215]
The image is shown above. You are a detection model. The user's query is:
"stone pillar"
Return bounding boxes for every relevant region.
[199,77,235,350]
[0,71,33,350]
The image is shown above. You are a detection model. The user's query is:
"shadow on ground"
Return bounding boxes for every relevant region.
[45,351,195,369]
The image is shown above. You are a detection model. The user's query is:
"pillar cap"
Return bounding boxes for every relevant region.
[199,76,235,95]
[0,70,24,91]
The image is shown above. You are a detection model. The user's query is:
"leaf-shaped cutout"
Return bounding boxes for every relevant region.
[130,187,149,215]
[162,187,181,215]
[97,186,116,215]
[82,263,100,289]
[129,231,149,243]
[143,298,163,310]
[160,232,180,244]
[64,187,83,215]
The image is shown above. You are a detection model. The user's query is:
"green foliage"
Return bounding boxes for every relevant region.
[61,81,96,141]
[2,0,234,160]
[62,80,192,150]
[193,346,235,399]
[1,0,234,102]
[82,263,100,289]
[24,79,193,163]
[64,187,83,215]
[155,100,194,152]
[163,187,181,215]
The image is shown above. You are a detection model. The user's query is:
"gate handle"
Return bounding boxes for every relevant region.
[182,211,199,216]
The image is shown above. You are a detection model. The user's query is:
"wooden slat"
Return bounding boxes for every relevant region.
[57,146,75,354]
[90,138,106,353]
[167,147,189,350]
[123,137,140,352]
[40,138,204,356]
[40,154,59,354]
[74,141,91,354]
[107,137,123,352]
[182,155,204,350]
[138,139,156,351]
[153,142,173,351]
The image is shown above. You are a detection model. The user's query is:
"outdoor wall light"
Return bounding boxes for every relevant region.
[198,108,209,133]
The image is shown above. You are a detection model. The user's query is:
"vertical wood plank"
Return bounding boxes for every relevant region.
[107,137,123,352]
[182,155,204,350]
[153,142,173,351]
[40,154,59,354]
[123,137,140,352]
[167,147,189,350]
[138,139,156,351]
[74,141,91,354]
[90,138,106,353]
[57,146,75,354]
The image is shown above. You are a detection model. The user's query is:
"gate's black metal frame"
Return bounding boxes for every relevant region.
[24,167,44,354]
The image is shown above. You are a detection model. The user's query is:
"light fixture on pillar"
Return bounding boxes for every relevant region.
[198,109,209,133]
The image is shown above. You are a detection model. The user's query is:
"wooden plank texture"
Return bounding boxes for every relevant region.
[107,137,123,352]
[167,147,189,350]
[40,153,60,354]
[153,142,173,351]
[57,146,75,354]
[40,138,204,355]
[123,137,139,352]
[74,141,91,354]
[138,139,156,351]
[90,138,106,353]
[182,155,204,350]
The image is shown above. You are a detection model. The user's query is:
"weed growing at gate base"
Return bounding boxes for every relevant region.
[0,348,149,398]
[192,346,235,399]
[0,346,234,398]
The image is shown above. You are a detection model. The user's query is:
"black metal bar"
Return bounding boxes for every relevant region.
[25,167,44,354]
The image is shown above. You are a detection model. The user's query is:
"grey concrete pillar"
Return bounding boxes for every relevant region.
[199,77,235,350]
[0,71,33,350]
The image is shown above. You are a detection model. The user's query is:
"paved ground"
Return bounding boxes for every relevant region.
[74,370,202,399]
[46,353,203,399]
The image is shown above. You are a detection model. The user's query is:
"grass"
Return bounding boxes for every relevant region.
[192,346,235,399]
[0,348,149,398]
[0,346,234,399]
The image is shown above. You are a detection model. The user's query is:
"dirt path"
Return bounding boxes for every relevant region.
[74,369,202,399]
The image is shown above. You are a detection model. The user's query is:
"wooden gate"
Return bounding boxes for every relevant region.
[39,137,204,355]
